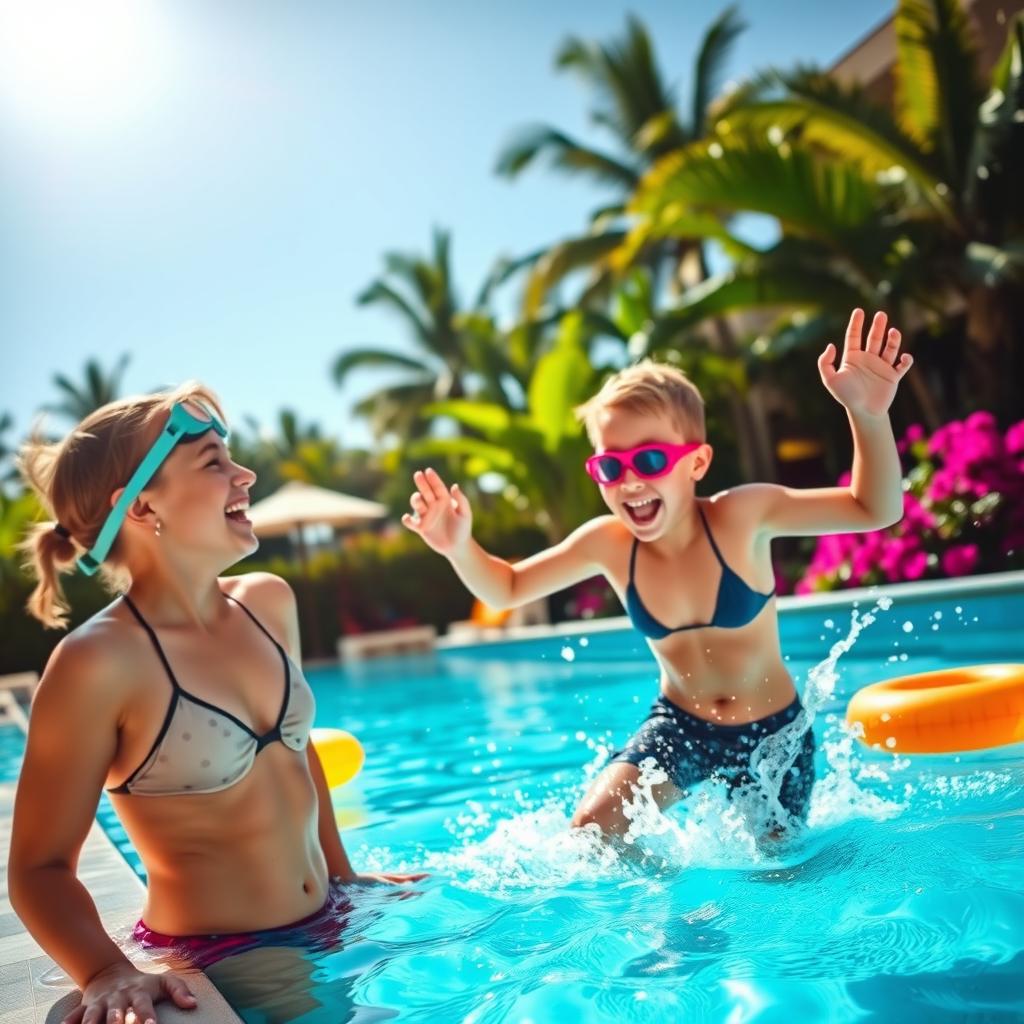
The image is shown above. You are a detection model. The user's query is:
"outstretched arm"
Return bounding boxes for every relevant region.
[402,467,612,609]
[744,308,913,538]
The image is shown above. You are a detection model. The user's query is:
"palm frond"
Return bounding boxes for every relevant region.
[523,230,627,318]
[352,381,439,441]
[355,281,434,347]
[473,248,547,309]
[643,258,870,352]
[715,68,953,221]
[895,0,984,187]
[556,18,682,153]
[633,135,889,265]
[494,124,639,188]
[331,348,433,386]
[692,5,747,138]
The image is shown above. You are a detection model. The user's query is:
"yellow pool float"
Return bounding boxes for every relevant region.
[846,664,1024,753]
[310,728,365,788]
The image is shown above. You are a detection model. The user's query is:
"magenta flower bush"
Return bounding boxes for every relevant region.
[795,413,1024,593]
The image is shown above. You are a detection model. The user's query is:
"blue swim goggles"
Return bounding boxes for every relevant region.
[77,401,228,576]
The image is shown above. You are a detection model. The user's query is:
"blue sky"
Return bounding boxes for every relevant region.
[1,0,892,450]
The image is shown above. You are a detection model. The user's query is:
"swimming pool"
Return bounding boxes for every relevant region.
[8,573,1024,1022]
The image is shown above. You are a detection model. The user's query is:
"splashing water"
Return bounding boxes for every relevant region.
[414,596,912,892]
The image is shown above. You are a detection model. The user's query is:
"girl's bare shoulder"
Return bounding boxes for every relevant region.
[33,601,148,719]
[219,572,296,645]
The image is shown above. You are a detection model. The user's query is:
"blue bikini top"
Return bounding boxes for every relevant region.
[625,504,775,639]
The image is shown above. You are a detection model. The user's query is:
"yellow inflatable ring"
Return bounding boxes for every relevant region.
[310,728,365,788]
[846,664,1024,753]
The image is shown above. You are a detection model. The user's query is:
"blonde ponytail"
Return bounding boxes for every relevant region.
[18,519,79,630]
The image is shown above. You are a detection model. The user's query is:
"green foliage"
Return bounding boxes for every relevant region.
[629,2,1024,427]
[413,312,605,542]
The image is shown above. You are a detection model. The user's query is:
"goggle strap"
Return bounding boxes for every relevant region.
[76,429,182,572]
[76,551,101,577]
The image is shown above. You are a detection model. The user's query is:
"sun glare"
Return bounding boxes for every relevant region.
[0,0,176,137]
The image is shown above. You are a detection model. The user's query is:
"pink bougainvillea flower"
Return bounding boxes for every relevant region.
[941,544,979,577]
[1005,421,1024,455]
[901,550,930,580]
[928,467,957,503]
[903,493,936,529]
[795,415,1024,593]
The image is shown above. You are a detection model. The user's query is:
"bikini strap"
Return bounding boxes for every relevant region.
[225,593,285,653]
[696,504,726,567]
[226,593,292,734]
[628,536,641,582]
[121,593,182,692]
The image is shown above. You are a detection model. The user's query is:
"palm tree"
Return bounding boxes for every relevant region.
[496,8,748,312]
[333,228,534,442]
[495,9,782,480]
[44,355,131,423]
[627,2,1024,426]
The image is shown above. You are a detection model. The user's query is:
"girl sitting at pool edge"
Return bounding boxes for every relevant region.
[8,384,424,1024]
[403,308,913,839]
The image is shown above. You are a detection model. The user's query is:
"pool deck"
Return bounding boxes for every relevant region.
[0,784,242,1023]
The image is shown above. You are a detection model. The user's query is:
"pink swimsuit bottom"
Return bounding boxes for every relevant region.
[133,881,352,970]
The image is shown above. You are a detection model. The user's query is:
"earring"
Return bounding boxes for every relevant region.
[155,519,162,537]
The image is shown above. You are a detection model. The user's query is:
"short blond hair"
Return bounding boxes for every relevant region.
[575,359,705,443]
[17,381,227,629]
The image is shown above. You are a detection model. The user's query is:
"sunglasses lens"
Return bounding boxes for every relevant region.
[595,456,624,483]
[634,449,669,476]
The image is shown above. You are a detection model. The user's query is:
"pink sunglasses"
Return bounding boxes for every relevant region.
[585,442,702,485]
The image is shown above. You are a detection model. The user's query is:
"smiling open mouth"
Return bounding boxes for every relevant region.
[623,497,662,525]
[225,499,251,525]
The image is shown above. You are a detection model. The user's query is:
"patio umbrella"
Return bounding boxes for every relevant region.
[246,481,389,655]
[247,481,387,543]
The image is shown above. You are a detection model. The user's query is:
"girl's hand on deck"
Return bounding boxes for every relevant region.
[818,308,913,417]
[401,468,473,555]
[63,963,197,1024]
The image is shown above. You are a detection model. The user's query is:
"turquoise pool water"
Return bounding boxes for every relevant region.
[6,576,1024,1021]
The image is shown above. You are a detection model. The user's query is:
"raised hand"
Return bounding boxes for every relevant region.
[818,309,913,417]
[401,467,473,556]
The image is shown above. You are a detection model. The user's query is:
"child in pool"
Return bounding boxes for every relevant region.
[403,308,913,838]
